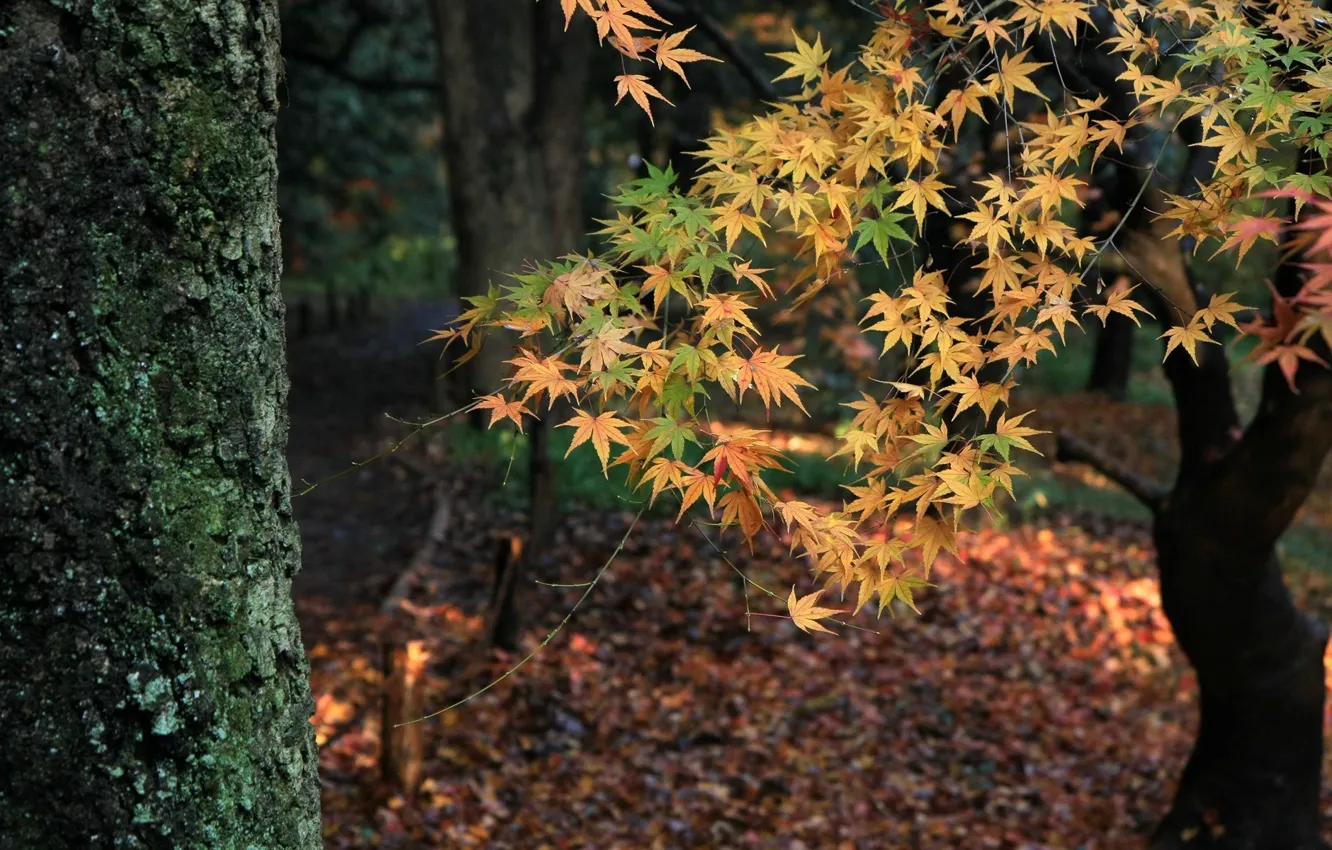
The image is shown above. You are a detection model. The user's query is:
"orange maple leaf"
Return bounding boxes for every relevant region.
[474,393,533,433]
[559,409,633,473]
[654,27,719,86]
[786,587,844,635]
[614,74,672,124]
[735,349,815,414]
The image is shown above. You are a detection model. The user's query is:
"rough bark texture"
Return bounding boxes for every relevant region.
[0,2,320,848]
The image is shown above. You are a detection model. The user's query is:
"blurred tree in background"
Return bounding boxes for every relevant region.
[278,0,447,308]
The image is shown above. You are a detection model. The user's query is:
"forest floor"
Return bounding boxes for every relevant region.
[286,301,1332,850]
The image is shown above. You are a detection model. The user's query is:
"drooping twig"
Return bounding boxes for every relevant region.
[397,508,646,726]
[1055,433,1166,513]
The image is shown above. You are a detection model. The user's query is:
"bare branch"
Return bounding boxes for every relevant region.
[654,0,778,101]
[1056,433,1166,513]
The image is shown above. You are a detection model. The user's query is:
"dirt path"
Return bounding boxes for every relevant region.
[284,300,457,643]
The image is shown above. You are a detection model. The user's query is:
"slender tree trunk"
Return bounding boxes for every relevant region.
[0,3,320,848]
[432,0,590,395]
[1087,311,1134,399]
[432,0,590,637]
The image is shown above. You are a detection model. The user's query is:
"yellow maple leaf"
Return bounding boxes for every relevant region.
[770,31,831,85]
[719,489,765,540]
[676,467,719,520]
[802,217,846,260]
[591,1,662,59]
[970,17,1014,50]
[697,292,759,337]
[654,27,720,85]
[894,174,952,228]
[959,202,1014,253]
[943,374,1009,419]
[714,202,767,251]
[1159,320,1219,364]
[731,260,773,297]
[1084,282,1153,327]
[1021,172,1085,215]
[909,514,958,572]
[985,49,1048,105]
[1195,291,1249,331]
[938,84,989,140]
[1200,122,1275,168]
[560,0,599,31]
[786,587,844,634]
[614,73,672,124]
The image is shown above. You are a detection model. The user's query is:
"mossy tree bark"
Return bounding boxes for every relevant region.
[0,2,320,848]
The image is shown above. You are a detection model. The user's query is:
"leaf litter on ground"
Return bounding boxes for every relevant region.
[303,487,1332,849]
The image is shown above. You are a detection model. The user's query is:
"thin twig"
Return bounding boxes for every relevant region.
[397,508,645,725]
[294,399,481,497]
[688,516,882,636]
[654,0,778,100]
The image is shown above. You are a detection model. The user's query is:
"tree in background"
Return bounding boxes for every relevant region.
[277,0,445,302]
[444,0,1332,843]
[0,2,320,846]
[432,0,593,396]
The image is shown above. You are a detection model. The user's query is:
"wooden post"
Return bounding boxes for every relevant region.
[380,639,429,796]
[487,535,524,652]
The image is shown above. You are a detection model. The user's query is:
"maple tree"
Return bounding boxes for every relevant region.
[433,0,1332,843]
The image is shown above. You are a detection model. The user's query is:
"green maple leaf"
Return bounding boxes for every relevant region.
[645,417,699,460]
[853,213,913,264]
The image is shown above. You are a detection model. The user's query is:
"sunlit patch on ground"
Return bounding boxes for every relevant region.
[302,504,1332,849]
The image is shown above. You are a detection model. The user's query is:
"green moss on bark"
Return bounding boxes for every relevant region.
[0,2,320,848]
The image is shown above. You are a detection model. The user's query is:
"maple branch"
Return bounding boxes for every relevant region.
[654,0,778,100]
[1055,433,1166,513]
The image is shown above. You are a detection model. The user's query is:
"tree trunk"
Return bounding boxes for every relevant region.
[1087,311,1134,400]
[432,0,590,641]
[0,3,320,848]
[1148,262,1332,846]
[1151,516,1329,849]
[432,0,591,396]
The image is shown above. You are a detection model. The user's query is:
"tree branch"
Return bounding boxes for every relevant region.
[654,0,778,101]
[1056,432,1167,513]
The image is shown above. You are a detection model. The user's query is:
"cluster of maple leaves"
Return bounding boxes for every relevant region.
[557,0,720,124]
[434,0,1332,631]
